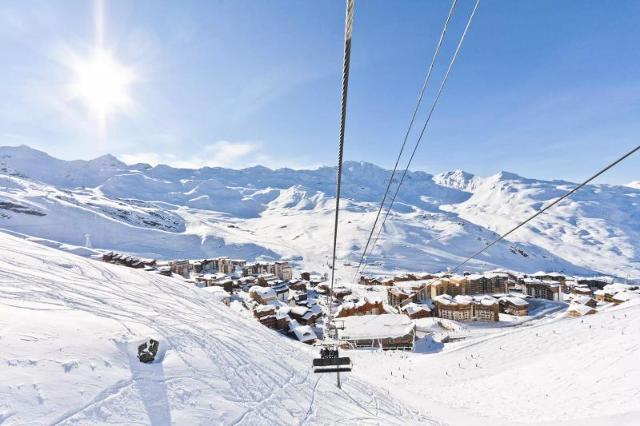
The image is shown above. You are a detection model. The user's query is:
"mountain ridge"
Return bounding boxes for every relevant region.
[1,144,638,278]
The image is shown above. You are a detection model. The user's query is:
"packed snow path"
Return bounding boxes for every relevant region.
[0,232,432,425]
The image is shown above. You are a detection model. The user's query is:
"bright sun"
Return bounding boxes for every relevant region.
[68,48,135,132]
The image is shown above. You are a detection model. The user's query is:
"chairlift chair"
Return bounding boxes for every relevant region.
[312,346,352,374]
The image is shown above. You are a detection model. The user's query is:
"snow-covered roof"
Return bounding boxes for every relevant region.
[289,306,309,316]
[478,295,498,306]
[523,278,559,287]
[613,291,640,303]
[572,295,595,305]
[604,283,636,294]
[484,272,509,279]
[338,314,414,341]
[291,325,317,343]
[568,304,596,316]
[249,286,277,300]
[402,303,431,315]
[466,273,484,281]
[341,295,382,307]
[254,304,276,314]
[393,279,433,289]
[498,295,529,307]
[532,272,564,278]
[434,294,497,306]
[455,295,474,305]
[275,306,291,319]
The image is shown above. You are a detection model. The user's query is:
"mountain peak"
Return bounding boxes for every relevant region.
[494,170,523,181]
[88,153,126,168]
[433,169,476,191]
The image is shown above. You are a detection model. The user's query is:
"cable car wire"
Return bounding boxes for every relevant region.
[352,0,459,283]
[356,0,481,278]
[323,0,355,389]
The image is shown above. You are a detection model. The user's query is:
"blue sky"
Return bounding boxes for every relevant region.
[1,0,639,184]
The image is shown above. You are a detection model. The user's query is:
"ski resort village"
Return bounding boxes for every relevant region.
[99,251,640,350]
[3,0,640,424]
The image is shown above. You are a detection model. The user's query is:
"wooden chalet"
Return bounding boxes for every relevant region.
[567,303,596,318]
[253,305,277,329]
[434,295,500,322]
[498,295,529,316]
[249,285,277,304]
[335,297,390,318]
[401,303,432,319]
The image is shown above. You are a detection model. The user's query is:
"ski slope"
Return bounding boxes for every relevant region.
[352,300,640,425]
[0,231,430,425]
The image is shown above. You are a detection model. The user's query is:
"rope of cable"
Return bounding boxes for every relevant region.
[357,0,481,278]
[327,0,355,334]
[352,0,459,283]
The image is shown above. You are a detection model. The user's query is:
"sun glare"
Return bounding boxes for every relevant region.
[68,48,135,132]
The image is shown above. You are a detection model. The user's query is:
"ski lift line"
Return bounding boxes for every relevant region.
[352,0,459,283]
[328,0,354,321]
[451,142,640,273]
[320,0,355,389]
[356,0,481,279]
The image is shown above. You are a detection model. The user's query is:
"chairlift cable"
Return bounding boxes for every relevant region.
[357,0,481,278]
[319,0,355,389]
[352,0,459,283]
[450,143,640,273]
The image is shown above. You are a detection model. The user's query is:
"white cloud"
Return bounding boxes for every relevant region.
[119,140,273,169]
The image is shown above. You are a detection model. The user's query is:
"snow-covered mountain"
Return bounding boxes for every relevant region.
[628,181,640,189]
[1,145,639,278]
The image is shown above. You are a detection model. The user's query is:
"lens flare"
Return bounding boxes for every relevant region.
[68,48,135,133]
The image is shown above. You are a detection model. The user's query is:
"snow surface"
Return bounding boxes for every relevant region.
[338,314,414,341]
[439,170,640,278]
[0,231,429,424]
[351,299,640,425]
[2,145,638,280]
[1,229,639,424]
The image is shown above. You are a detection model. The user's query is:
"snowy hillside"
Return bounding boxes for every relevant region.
[439,171,640,278]
[353,299,640,425]
[628,181,640,189]
[0,231,427,424]
[2,212,639,425]
[0,145,638,278]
